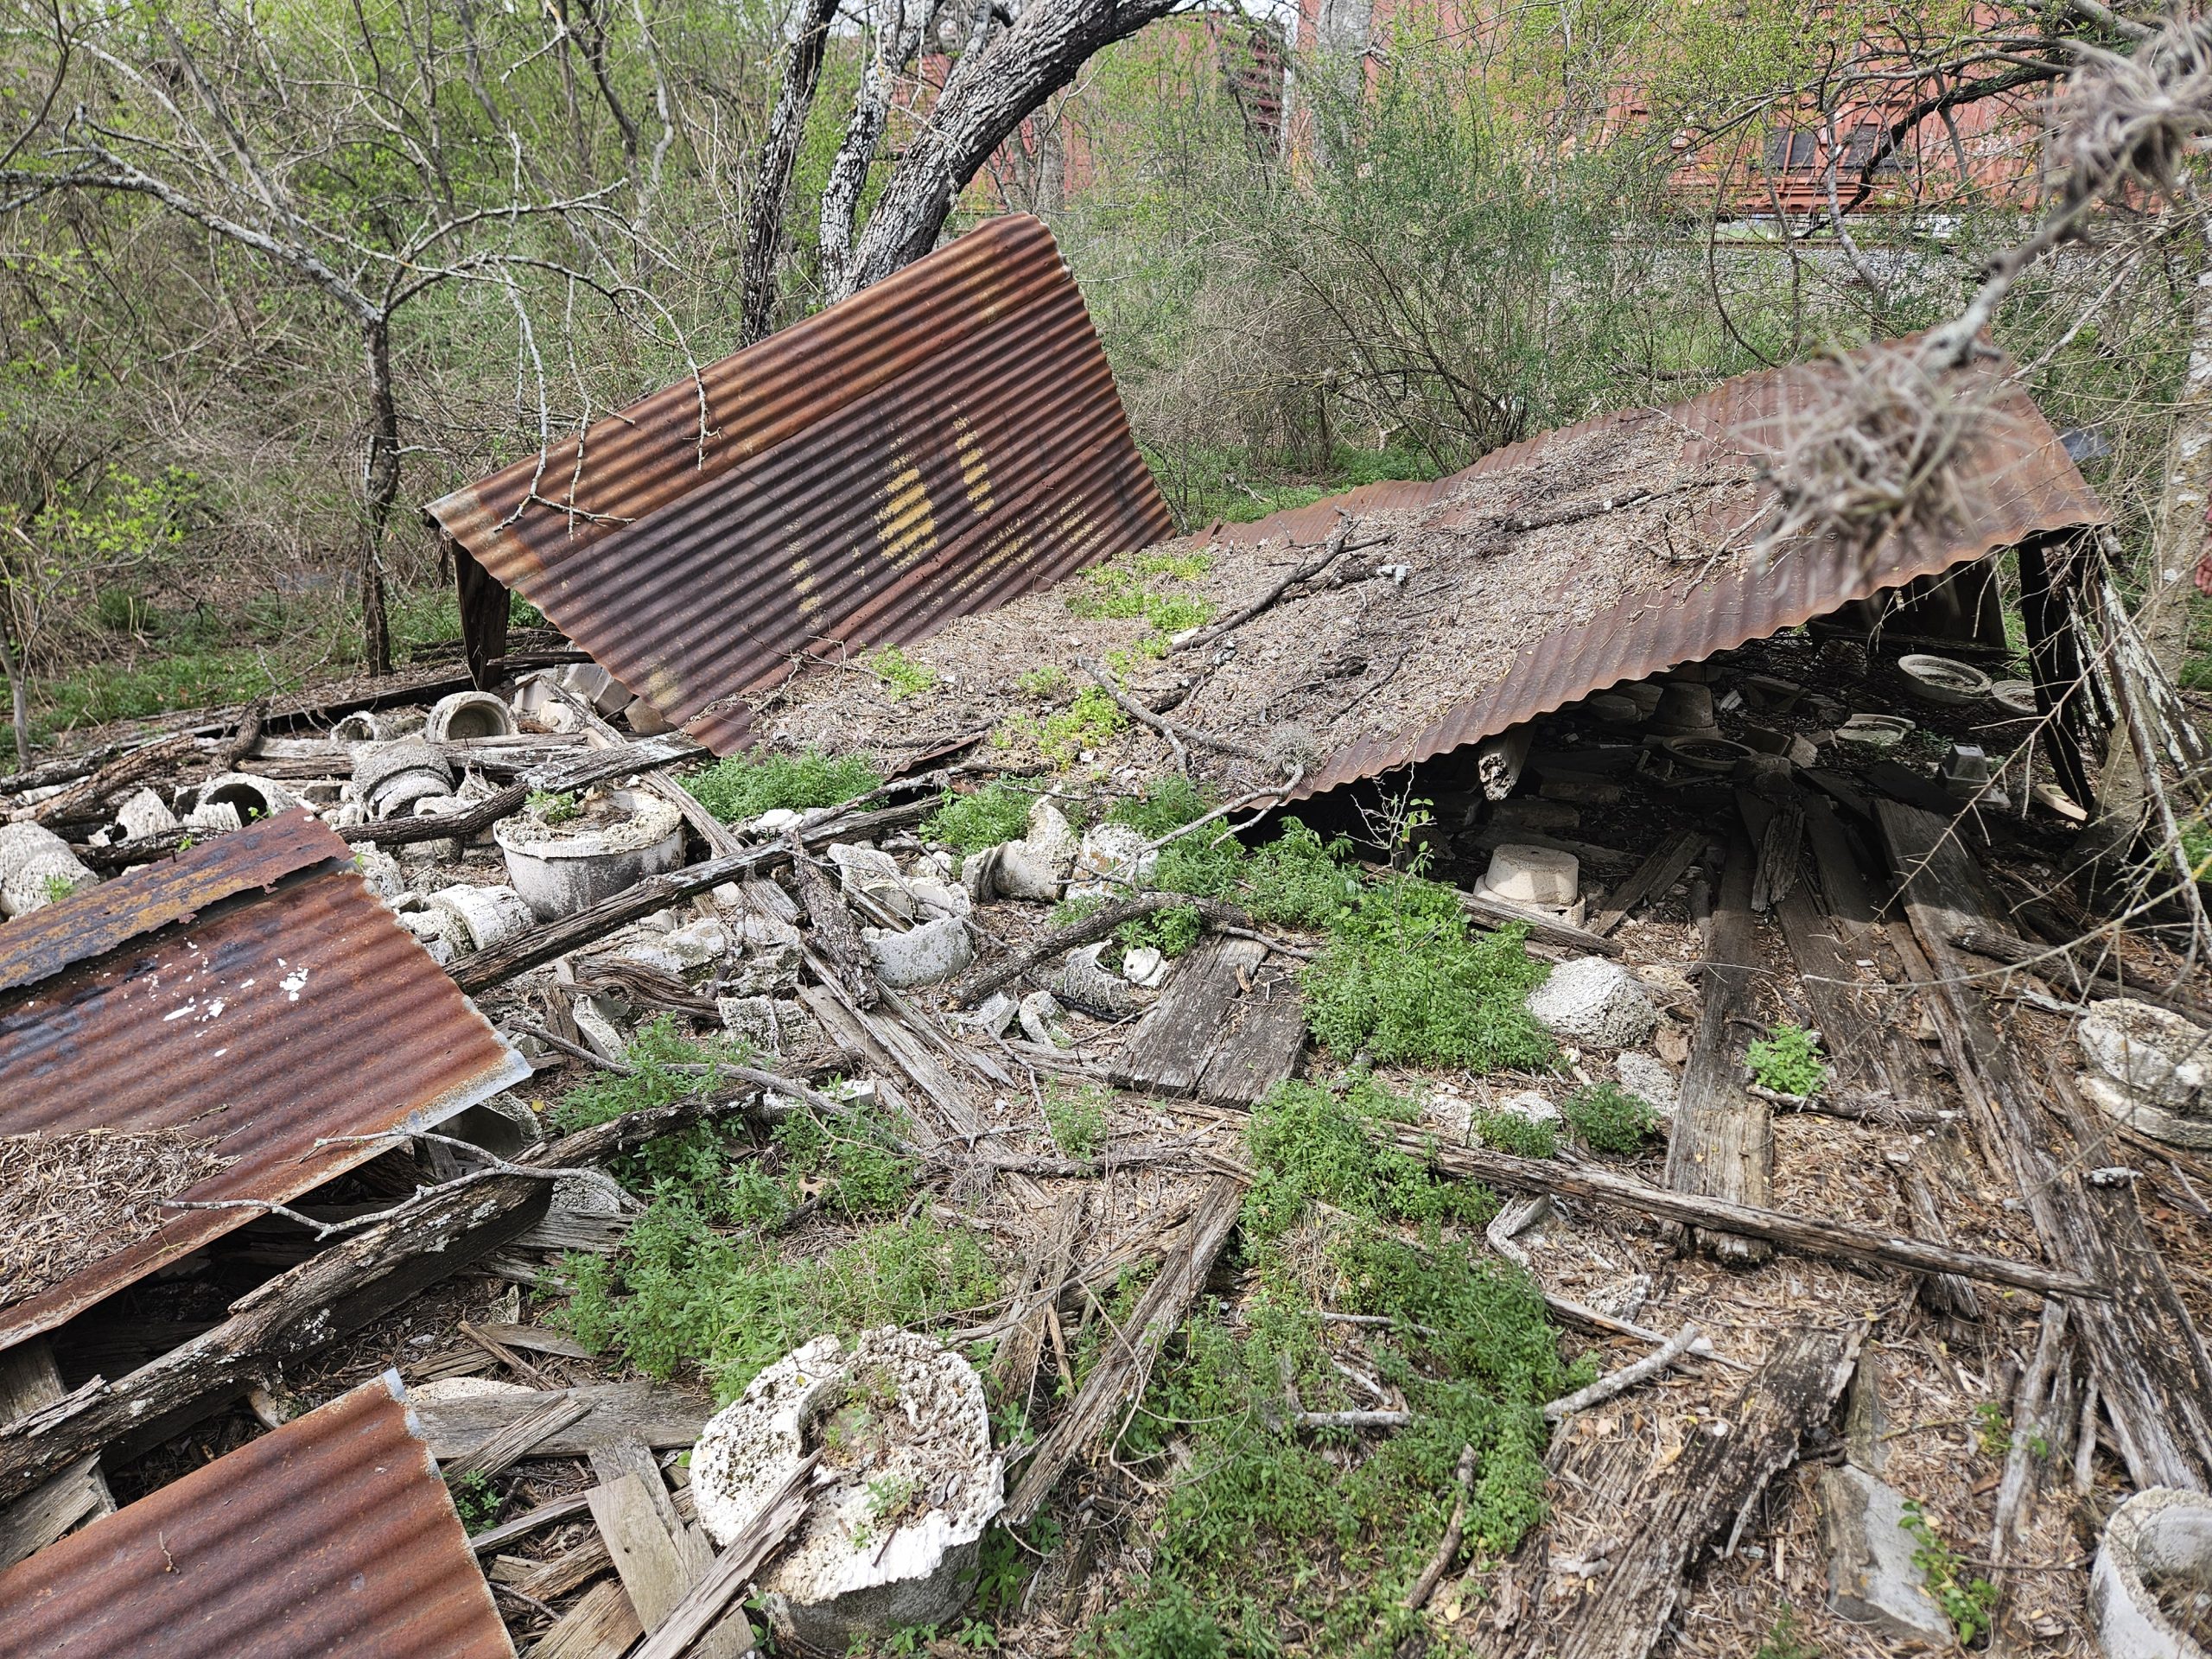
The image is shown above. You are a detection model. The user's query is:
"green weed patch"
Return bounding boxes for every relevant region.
[689,748,881,824]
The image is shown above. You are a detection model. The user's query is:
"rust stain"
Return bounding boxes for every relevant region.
[426,213,1174,752]
[0,811,529,1354]
[0,1372,515,1658]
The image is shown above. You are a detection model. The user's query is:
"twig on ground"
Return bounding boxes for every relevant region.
[1403,1444,1479,1613]
[1542,1324,1703,1421]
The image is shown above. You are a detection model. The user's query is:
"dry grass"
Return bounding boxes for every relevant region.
[0,1128,233,1310]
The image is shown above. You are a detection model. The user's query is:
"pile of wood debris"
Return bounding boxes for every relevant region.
[0,577,2208,1659]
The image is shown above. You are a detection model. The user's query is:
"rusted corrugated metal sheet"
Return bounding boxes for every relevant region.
[0,1371,515,1657]
[1205,342,2108,799]
[0,812,530,1354]
[427,213,1175,753]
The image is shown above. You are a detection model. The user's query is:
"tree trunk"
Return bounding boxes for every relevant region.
[834,0,1183,300]
[0,588,29,769]
[819,0,938,297]
[360,319,398,678]
[740,0,842,345]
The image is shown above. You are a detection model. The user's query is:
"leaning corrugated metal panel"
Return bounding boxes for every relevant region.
[0,812,530,1355]
[1205,343,2108,799]
[0,1371,515,1658]
[427,213,1176,752]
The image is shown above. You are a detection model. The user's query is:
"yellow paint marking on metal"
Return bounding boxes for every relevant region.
[789,554,824,618]
[877,461,938,569]
[953,416,995,516]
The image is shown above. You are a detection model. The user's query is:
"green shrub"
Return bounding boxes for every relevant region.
[1108,776,1214,839]
[1745,1021,1827,1096]
[1046,1083,1108,1160]
[552,1019,751,1214]
[1303,880,1554,1071]
[771,1094,918,1216]
[557,1201,1000,1400]
[1899,1500,2000,1644]
[689,748,880,824]
[525,788,577,823]
[1241,820,1360,928]
[1036,686,1128,766]
[924,780,1036,852]
[1473,1108,1557,1160]
[870,647,935,699]
[1096,1583,1228,1659]
[1243,1077,1491,1245]
[1561,1083,1659,1154]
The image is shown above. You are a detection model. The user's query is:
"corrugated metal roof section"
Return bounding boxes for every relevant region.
[0,1371,516,1658]
[0,812,530,1355]
[1202,342,2108,801]
[426,213,1176,753]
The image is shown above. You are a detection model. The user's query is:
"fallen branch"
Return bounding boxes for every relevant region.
[1950,923,2212,1019]
[1173,516,1363,654]
[1077,658,1268,766]
[950,893,1254,1008]
[1403,1444,1479,1613]
[16,733,196,826]
[1410,1135,2106,1300]
[1295,1408,1412,1431]
[1543,1325,1703,1421]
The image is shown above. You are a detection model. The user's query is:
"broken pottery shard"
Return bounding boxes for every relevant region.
[991,842,1064,903]
[1019,990,1071,1048]
[865,915,975,988]
[1023,798,1077,870]
[1478,842,1580,907]
[1525,957,1660,1048]
[973,991,1020,1039]
[2077,999,2210,1109]
[1122,946,1169,988]
[906,875,971,921]
[0,822,96,918]
[1056,942,1141,1017]
[690,1328,1005,1652]
[115,787,178,841]
[1815,1465,1955,1646]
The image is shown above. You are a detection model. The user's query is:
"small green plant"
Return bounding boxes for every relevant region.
[1753,1607,1820,1659]
[1017,664,1069,696]
[41,873,79,904]
[1304,878,1554,1071]
[1562,1083,1660,1154]
[1900,1499,2000,1644]
[924,780,1035,853]
[1095,1583,1229,1659]
[446,1471,500,1532]
[950,1619,999,1650]
[1973,1399,2012,1457]
[1035,685,1127,766]
[870,646,936,699]
[689,748,880,824]
[1473,1108,1558,1160]
[1045,1082,1108,1160]
[1746,1021,1827,1097]
[525,788,579,824]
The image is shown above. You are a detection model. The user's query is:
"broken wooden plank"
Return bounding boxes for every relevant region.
[1458,889,1624,956]
[1878,799,2212,1492]
[1197,949,1306,1107]
[1503,1323,1865,1659]
[0,1340,111,1569]
[416,1384,712,1464]
[1901,1167,1984,1322]
[1662,834,1770,1262]
[467,1491,596,1556]
[442,1395,593,1481]
[630,1456,817,1659]
[1112,936,1303,1103]
[992,1191,1087,1418]
[586,1473,750,1657]
[524,1577,644,1659]
[1003,1176,1244,1524]
[1587,830,1701,937]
